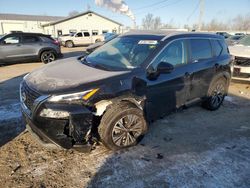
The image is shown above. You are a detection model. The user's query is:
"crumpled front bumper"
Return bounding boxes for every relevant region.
[21,102,94,149]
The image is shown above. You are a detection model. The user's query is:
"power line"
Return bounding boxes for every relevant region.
[198,0,205,31]
[134,0,170,11]
[135,0,184,15]
[186,0,200,21]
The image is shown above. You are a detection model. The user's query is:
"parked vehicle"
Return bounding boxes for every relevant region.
[235,33,245,36]
[216,32,231,39]
[226,35,245,46]
[229,35,250,81]
[86,34,118,53]
[59,31,104,48]
[21,31,233,151]
[0,32,61,64]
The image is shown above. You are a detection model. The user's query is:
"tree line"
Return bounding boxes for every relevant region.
[142,13,250,32]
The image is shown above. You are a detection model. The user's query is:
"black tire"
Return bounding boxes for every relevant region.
[95,39,101,43]
[66,41,74,48]
[202,77,227,111]
[40,51,56,64]
[98,102,148,151]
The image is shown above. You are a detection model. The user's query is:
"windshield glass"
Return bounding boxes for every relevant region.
[86,36,159,70]
[238,35,250,46]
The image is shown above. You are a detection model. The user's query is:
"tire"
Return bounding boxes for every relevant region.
[66,41,74,48]
[98,102,148,150]
[202,77,227,111]
[95,39,101,43]
[40,51,56,64]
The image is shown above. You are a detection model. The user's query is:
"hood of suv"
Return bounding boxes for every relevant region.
[229,45,250,58]
[25,57,129,94]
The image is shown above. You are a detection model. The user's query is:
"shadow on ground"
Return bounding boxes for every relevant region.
[0,75,26,146]
[61,50,85,59]
[86,93,250,188]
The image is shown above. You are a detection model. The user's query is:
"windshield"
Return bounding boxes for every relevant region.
[85,36,159,70]
[238,35,250,46]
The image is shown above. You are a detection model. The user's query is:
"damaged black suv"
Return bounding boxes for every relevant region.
[20,31,233,151]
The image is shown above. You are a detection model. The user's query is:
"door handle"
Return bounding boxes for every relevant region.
[16,44,21,47]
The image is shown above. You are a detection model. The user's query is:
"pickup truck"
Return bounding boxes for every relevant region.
[58,31,104,48]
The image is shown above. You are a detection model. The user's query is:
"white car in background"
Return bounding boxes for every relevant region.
[229,35,250,81]
[58,31,104,48]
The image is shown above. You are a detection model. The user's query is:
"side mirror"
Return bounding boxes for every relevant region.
[157,62,174,74]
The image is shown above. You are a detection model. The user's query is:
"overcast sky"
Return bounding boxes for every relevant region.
[0,0,250,27]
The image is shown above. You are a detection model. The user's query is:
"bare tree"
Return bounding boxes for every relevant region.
[232,14,250,32]
[68,10,80,17]
[153,17,162,30]
[142,13,154,30]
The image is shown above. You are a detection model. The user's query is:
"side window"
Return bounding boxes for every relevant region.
[212,40,223,57]
[84,32,90,37]
[219,40,229,55]
[190,39,212,61]
[22,36,40,43]
[2,36,20,44]
[153,39,187,68]
[92,30,98,36]
[75,32,83,37]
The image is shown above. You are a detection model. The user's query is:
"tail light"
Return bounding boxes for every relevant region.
[52,40,60,46]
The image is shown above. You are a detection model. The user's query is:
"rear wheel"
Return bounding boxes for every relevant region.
[98,102,148,150]
[95,39,101,43]
[202,78,227,110]
[66,41,74,48]
[40,51,56,64]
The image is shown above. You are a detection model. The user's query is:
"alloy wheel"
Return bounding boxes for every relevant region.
[211,83,225,107]
[42,52,55,63]
[112,114,143,147]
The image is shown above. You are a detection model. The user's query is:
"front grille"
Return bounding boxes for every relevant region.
[235,57,250,67]
[21,82,41,110]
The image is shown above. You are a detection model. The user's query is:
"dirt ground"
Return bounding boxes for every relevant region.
[0,47,250,188]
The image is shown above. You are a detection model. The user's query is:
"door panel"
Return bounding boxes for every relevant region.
[0,36,23,62]
[145,39,191,120]
[146,65,191,120]
[20,35,41,58]
[187,39,215,100]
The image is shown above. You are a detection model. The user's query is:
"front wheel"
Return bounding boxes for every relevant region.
[202,78,227,111]
[40,51,56,64]
[98,102,148,150]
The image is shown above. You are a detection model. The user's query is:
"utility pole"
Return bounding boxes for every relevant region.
[198,0,204,31]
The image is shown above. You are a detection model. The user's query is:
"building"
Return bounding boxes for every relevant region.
[0,13,64,35]
[0,11,123,37]
[43,11,123,37]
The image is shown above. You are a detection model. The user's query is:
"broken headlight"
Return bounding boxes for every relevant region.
[47,89,99,103]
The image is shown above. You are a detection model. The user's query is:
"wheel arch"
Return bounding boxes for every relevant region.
[39,48,57,58]
[208,71,231,94]
[93,94,146,117]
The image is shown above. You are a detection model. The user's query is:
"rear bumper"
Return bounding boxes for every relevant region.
[233,65,250,81]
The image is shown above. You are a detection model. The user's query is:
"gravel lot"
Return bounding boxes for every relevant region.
[0,47,250,188]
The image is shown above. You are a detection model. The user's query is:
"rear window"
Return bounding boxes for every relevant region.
[84,32,90,37]
[219,40,229,55]
[190,39,212,60]
[212,40,223,57]
[22,36,40,43]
